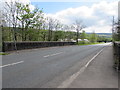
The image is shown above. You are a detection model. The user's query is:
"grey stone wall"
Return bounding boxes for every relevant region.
[113,41,120,70]
[3,41,76,52]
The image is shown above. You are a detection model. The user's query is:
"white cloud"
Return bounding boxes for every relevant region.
[92,1,117,16]
[30,0,118,2]
[0,0,118,33]
[1,0,30,4]
[46,1,118,33]
[84,25,112,33]
[0,0,35,11]
[0,0,35,26]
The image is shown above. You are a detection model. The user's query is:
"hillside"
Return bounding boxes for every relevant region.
[87,33,112,38]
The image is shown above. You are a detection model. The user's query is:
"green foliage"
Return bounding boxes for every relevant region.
[113,21,120,41]
[78,41,90,45]
[89,32,98,43]
[2,2,112,43]
[0,52,9,55]
[113,33,120,41]
[53,31,64,41]
[65,31,76,41]
[80,30,87,40]
[39,30,47,41]
[78,41,104,45]
[2,26,112,42]
[97,36,112,42]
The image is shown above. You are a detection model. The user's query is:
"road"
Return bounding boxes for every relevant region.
[2,43,111,88]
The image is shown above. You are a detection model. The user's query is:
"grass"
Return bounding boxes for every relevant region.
[78,42,105,46]
[0,52,9,55]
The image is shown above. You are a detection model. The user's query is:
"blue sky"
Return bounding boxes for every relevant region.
[30,1,118,33]
[2,0,118,33]
[31,2,93,14]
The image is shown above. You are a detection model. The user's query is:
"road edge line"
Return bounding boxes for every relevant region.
[57,47,105,88]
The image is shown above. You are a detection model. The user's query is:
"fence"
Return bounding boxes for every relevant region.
[2,41,76,52]
[113,41,120,70]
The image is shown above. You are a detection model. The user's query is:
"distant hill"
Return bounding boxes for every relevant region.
[86,33,112,35]
[86,33,112,38]
[96,33,112,35]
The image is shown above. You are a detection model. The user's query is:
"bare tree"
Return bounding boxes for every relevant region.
[54,19,61,31]
[73,19,85,44]
[5,2,20,41]
[53,19,62,41]
[3,1,21,50]
[47,17,55,41]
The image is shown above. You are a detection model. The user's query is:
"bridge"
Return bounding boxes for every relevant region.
[2,43,119,88]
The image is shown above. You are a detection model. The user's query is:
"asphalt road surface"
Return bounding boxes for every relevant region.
[2,43,111,88]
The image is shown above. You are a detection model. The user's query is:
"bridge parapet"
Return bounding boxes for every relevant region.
[2,41,76,52]
[113,41,120,70]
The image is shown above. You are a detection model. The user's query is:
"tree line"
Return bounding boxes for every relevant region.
[1,1,112,44]
[113,20,120,41]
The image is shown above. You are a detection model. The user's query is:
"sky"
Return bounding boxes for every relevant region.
[31,1,118,33]
[31,2,93,14]
[1,0,119,33]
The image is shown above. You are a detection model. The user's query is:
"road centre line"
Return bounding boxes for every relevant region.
[57,47,105,88]
[43,52,64,58]
[0,61,24,68]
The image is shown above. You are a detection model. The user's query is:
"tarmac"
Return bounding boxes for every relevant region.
[68,46,119,88]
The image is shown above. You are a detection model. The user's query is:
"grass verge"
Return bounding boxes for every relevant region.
[0,52,9,55]
[78,42,105,46]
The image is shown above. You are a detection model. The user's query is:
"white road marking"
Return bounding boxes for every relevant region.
[44,55,50,57]
[85,48,104,67]
[51,47,58,49]
[57,66,86,88]
[57,47,105,88]
[43,52,64,57]
[0,61,24,68]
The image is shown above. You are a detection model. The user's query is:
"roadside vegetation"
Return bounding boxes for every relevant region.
[1,1,111,44]
[113,20,120,41]
[78,42,105,46]
[0,52,9,55]
[77,30,111,45]
[113,20,120,70]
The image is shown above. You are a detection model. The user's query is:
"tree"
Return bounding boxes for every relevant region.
[81,30,87,40]
[16,3,42,41]
[113,20,120,41]
[89,31,97,43]
[47,17,55,41]
[31,9,44,30]
[53,19,62,41]
[3,1,22,50]
[73,19,85,44]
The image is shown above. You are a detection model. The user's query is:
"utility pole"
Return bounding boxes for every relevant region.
[112,16,114,42]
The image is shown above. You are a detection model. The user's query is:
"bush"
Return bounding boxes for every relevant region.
[78,41,90,45]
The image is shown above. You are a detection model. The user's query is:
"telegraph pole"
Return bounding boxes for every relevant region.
[112,16,114,42]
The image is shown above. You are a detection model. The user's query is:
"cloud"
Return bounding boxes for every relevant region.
[0,0,35,11]
[84,25,112,33]
[46,1,118,33]
[1,0,30,4]
[0,0,118,33]
[30,0,118,2]
[0,0,35,26]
